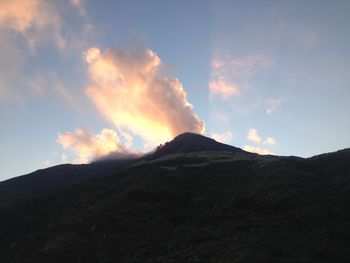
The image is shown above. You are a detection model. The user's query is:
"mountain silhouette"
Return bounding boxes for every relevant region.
[0,133,247,207]
[1,133,350,262]
[151,132,245,158]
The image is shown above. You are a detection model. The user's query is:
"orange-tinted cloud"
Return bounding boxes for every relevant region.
[57,128,128,163]
[0,0,38,32]
[0,0,88,51]
[84,46,205,146]
[209,77,239,99]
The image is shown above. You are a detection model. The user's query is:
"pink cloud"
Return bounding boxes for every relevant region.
[84,46,205,147]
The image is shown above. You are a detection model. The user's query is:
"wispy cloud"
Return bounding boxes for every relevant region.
[84,45,205,147]
[29,72,80,110]
[212,131,233,144]
[266,98,283,114]
[69,0,86,16]
[0,0,94,102]
[212,111,229,124]
[209,54,272,100]
[209,77,239,99]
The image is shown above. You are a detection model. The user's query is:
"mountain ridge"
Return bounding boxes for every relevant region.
[1,132,350,262]
[1,132,349,208]
[0,134,350,262]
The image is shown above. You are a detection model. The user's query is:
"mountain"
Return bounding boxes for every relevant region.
[0,158,137,208]
[1,133,350,262]
[0,133,248,207]
[150,132,246,159]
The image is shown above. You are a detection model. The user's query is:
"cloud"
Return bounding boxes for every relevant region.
[212,54,271,78]
[247,128,262,144]
[29,72,80,110]
[69,0,85,16]
[57,128,128,163]
[266,99,282,114]
[0,0,38,33]
[0,0,90,51]
[245,128,276,154]
[212,132,233,144]
[209,77,239,99]
[264,137,276,145]
[84,47,101,63]
[84,45,205,146]
[0,0,65,50]
[243,145,273,155]
[0,0,94,102]
[209,54,272,99]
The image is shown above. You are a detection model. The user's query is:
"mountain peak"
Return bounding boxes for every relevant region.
[150,132,243,159]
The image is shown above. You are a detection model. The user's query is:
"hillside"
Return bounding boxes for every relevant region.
[0,134,350,262]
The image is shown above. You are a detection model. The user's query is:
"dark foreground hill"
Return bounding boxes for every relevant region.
[1,133,350,262]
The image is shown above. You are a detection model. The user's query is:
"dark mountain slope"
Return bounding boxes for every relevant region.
[0,140,350,262]
[0,158,137,207]
[0,133,249,208]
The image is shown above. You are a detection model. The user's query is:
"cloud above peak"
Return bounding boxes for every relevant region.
[84,45,205,145]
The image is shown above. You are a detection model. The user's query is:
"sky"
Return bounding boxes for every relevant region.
[0,0,350,181]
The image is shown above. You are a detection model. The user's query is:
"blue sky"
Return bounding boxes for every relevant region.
[0,0,349,181]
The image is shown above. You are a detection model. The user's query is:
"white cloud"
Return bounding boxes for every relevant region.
[57,128,128,163]
[84,45,205,147]
[245,128,276,154]
[212,132,233,144]
[243,145,273,155]
[264,137,276,145]
[247,128,261,144]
